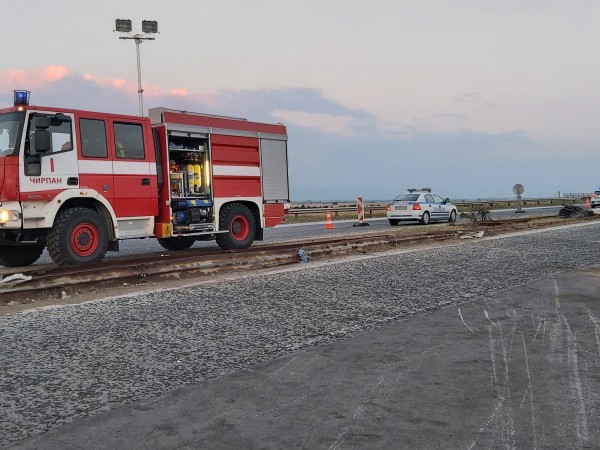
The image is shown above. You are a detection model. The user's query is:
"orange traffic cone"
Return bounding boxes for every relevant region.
[324,210,335,230]
[585,197,592,208]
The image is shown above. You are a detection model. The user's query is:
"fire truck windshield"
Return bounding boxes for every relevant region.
[0,112,23,156]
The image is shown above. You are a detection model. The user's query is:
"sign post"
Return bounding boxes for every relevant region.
[353,196,370,227]
[513,184,526,213]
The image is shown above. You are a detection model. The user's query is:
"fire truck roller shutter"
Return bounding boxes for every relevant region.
[260,139,289,202]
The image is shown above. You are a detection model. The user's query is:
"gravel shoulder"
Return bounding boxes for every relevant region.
[3,221,600,447]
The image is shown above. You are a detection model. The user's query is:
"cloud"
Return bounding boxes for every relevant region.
[271,110,356,136]
[0,65,70,90]
[451,91,482,103]
[2,66,598,200]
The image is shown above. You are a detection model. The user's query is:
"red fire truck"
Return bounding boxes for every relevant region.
[0,91,290,267]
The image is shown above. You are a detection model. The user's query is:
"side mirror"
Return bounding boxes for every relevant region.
[444,198,449,204]
[34,116,51,129]
[25,156,41,176]
[53,113,72,124]
[34,129,51,154]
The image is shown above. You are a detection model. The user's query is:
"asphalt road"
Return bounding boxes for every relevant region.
[3,221,600,448]
[10,205,567,267]
[271,205,565,235]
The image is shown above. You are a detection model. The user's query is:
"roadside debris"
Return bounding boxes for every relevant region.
[297,249,308,263]
[459,231,485,239]
[0,273,32,288]
[558,205,594,218]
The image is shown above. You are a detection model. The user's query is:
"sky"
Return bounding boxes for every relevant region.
[2,0,600,201]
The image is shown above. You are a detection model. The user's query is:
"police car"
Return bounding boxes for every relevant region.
[592,189,600,208]
[386,188,458,225]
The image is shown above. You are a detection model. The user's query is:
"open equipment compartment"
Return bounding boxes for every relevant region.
[166,130,214,233]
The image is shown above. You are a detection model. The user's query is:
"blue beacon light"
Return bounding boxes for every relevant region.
[13,90,30,107]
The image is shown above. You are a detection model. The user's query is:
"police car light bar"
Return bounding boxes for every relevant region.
[14,90,30,107]
[407,188,432,193]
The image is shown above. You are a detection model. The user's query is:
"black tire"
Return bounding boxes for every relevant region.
[157,237,196,251]
[0,240,45,267]
[448,209,457,223]
[47,207,109,266]
[216,203,256,250]
[420,211,430,225]
[388,219,399,226]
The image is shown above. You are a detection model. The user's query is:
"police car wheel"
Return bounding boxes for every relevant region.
[448,210,457,223]
[420,211,430,225]
[388,219,399,226]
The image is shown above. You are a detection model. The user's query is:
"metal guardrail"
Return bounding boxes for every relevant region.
[287,198,579,219]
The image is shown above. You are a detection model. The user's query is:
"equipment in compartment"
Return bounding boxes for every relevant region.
[193,163,202,192]
[171,198,214,231]
[168,133,209,198]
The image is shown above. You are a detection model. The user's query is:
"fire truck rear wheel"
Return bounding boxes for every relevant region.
[157,237,197,251]
[0,240,45,267]
[216,203,256,250]
[47,207,109,266]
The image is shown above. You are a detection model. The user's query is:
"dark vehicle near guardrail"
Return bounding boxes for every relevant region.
[558,205,594,218]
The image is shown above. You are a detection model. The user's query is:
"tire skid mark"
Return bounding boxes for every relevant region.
[553,278,589,446]
[489,326,499,394]
[521,332,538,449]
[562,315,589,445]
[253,387,328,419]
[583,305,600,359]
[530,318,543,345]
[458,308,475,334]
[484,309,498,328]
[467,397,506,450]
[498,299,515,448]
[329,375,385,450]
[470,312,515,450]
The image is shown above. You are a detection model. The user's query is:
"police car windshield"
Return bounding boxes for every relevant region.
[393,193,420,202]
[0,112,23,156]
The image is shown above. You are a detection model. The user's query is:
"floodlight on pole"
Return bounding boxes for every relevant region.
[114,19,158,116]
[142,20,158,34]
[115,19,132,33]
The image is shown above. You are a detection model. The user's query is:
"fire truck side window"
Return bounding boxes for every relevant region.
[80,119,108,158]
[114,122,145,159]
[26,115,73,155]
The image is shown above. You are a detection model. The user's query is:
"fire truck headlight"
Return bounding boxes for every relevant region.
[0,210,20,222]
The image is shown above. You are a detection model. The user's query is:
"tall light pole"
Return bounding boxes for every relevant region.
[115,19,158,116]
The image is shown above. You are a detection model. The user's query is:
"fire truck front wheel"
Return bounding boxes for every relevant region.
[216,203,256,250]
[47,207,109,266]
[0,240,45,267]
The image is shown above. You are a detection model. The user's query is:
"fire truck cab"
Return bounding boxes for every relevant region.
[0,91,289,267]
